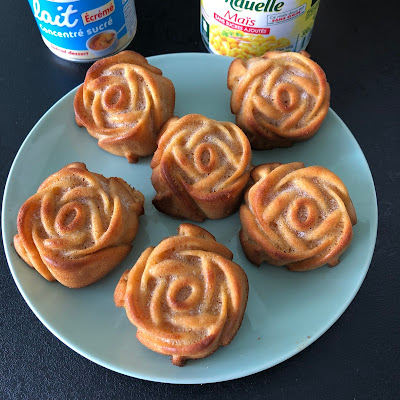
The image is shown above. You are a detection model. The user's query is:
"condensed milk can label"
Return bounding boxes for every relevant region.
[201,0,320,59]
[28,0,137,62]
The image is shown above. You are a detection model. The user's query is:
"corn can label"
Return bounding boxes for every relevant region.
[200,0,320,59]
[27,0,137,62]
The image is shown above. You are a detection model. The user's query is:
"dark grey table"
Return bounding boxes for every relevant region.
[1,1,399,399]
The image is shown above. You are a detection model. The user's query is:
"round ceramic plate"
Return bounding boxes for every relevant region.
[2,53,377,384]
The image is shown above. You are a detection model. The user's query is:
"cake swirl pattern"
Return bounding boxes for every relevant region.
[114,224,249,366]
[14,163,145,288]
[240,162,357,271]
[151,114,252,221]
[74,51,175,163]
[228,51,330,149]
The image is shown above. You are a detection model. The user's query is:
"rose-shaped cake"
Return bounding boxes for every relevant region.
[240,162,357,271]
[14,163,145,288]
[74,51,175,163]
[228,51,330,149]
[151,114,252,221]
[114,223,249,366]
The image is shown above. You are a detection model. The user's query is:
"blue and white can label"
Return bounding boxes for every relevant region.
[28,0,137,62]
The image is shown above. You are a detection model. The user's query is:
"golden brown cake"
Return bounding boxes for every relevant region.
[239,162,357,271]
[228,51,330,149]
[114,223,249,366]
[151,114,252,221]
[74,51,175,163]
[14,163,144,288]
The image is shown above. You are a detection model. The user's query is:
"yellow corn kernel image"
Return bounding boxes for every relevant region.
[208,24,291,59]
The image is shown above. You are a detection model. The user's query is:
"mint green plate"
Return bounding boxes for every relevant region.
[2,53,377,384]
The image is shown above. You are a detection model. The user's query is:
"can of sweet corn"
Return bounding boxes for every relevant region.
[200,0,320,59]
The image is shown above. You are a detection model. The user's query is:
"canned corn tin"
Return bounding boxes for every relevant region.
[28,0,137,62]
[200,0,320,59]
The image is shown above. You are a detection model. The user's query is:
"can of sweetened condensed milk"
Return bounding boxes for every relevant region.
[201,0,321,59]
[27,0,137,62]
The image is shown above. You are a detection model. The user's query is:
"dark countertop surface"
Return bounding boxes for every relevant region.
[1,1,399,399]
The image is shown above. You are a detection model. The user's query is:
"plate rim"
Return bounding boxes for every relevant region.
[2,52,378,384]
